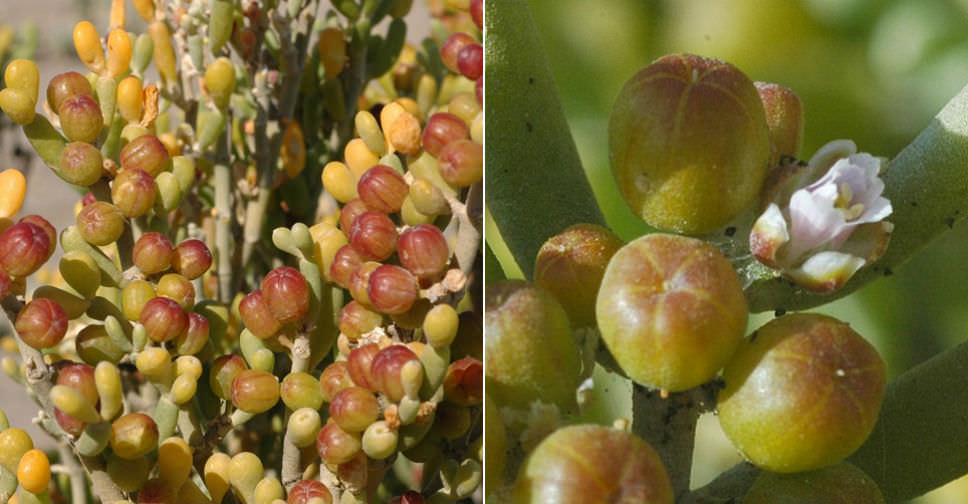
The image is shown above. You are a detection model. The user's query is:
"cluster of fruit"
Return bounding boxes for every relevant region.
[486,52,890,503]
[0,0,482,503]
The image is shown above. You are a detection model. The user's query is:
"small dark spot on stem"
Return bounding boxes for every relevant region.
[910,201,919,207]
[525,122,533,132]
[774,308,786,317]
[883,268,893,277]
[750,330,759,342]
[528,76,534,85]
[724,226,736,237]
[945,216,956,229]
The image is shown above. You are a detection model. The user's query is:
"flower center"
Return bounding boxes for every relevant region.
[835,182,865,220]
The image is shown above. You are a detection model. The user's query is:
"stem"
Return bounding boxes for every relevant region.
[630,384,708,500]
[281,335,310,490]
[214,129,233,304]
[57,443,87,504]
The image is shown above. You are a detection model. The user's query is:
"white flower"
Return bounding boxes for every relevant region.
[750,140,893,292]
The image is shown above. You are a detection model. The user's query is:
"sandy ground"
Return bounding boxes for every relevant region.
[1,0,431,449]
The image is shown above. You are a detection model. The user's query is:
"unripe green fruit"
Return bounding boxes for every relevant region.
[718,313,886,473]
[534,223,624,328]
[745,461,884,504]
[485,280,581,411]
[76,201,125,246]
[59,142,104,186]
[597,233,747,391]
[608,53,770,234]
[513,425,673,503]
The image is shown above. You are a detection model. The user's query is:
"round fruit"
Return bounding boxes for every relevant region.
[608,53,771,234]
[596,233,747,391]
[745,461,884,504]
[718,313,886,473]
[485,280,581,411]
[513,425,673,503]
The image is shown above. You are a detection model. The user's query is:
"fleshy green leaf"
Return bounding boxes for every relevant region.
[485,0,605,279]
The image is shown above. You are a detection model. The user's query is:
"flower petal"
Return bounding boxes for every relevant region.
[750,203,790,268]
[787,251,867,293]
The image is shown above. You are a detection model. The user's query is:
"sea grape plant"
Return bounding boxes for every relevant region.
[0,0,483,503]
[487,1,968,502]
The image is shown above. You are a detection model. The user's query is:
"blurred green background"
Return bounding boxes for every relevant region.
[521,0,968,501]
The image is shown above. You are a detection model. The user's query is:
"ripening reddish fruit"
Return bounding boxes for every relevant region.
[330,245,363,290]
[338,300,384,341]
[440,33,476,74]
[0,221,51,277]
[358,165,409,214]
[320,361,355,403]
[139,296,189,343]
[209,354,248,400]
[513,425,674,503]
[15,298,68,350]
[288,479,334,504]
[76,201,125,246]
[338,198,370,235]
[171,239,212,280]
[422,112,470,157]
[438,139,482,187]
[112,168,157,218]
[132,232,174,275]
[745,462,884,504]
[239,290,283,339]
[596,233,747,392]
[18,215,55,261]
[261,266,310,324]
[443,357,483,406]
[60,141,104,186]
[47,71,93,112]
[469,0,482,30]
[534,223,624,328]
[350,211,398,261]
[347,343,380,391]
[58,93,103,143]
[398,224,450,281]
[457,43,483,80]
[316,421,362,465]
[371,344,420,402]
[368,265,418,315]
[120,134,170,176]
[231,369,280,414]
[329,386,381,433]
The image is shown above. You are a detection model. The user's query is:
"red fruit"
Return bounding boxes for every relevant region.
[371,344,420,402]
[171,239,212,280]
[438,139,482,187]
[139,296,189,343]
[357,165,408,214]
[238,290,283,339]
[329,386,381,433]
[288,479,333,504]
[0,222,51,277]
[367,264,418,315]
[338,198,369,235]
[397,225,450,280]
[47,71,94,112]
[457,43,483,80]
[320,361,355,403]
[347,343,380,390]
[469,0,483,30]
[440,33,476,74]
[132,232,174,275]
[15,298,68,349]
[58,94,104,143]
[111,168,157,218]
[17,215,55,261]
[443,357,483,406]
[330,245,363,290]
[261,266,310,324]
[316,421,362,465]
[120,134,170,176]
[422,112,469,157]
[349,211,397,261]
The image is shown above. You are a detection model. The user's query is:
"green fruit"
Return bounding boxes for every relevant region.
[718,313,886,473]
[485,280,581,411]
[745,461,884,504]
[596,233,747,392]
[608,53,770,234]
[513,424,673,503]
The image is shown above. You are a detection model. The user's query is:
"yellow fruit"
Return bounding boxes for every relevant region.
[116,76,143,124]
[0,428,33,474]
[204,57,235,110]
[73,21,105,74]
[0,88,35,125]
[4,59,39,103]
[0,169,26,219]
[106,29,132,77]
[317,27,346,78]
[16,449,50,495]
[281,121,306,178]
